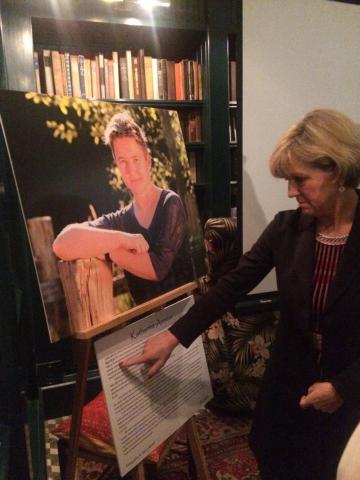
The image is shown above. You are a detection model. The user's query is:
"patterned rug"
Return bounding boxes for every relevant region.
[45,409,260,480]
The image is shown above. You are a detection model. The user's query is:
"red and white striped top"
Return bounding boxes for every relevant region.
[311,232,348,358]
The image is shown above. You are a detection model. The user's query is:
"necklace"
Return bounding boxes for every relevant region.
[316,232,349,245]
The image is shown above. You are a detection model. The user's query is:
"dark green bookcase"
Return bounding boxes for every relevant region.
[0,0,240,477]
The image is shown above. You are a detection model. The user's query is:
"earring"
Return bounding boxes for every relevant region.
[338,185,346,193]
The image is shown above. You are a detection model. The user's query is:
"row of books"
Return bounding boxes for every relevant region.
[34,49,204,101]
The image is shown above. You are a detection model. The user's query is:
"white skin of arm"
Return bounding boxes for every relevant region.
[52,223,149,261]
[109,247,158,280]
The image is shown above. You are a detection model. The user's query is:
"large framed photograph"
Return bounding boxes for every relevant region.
[0,90,205,342]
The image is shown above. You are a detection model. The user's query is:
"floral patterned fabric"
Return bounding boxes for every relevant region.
[200,218,278,413]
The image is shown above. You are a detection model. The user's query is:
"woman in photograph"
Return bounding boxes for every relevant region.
[53,111,193,303]
[121,108,360,479]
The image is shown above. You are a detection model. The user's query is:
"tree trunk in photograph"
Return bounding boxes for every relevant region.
[58,258,114,333]
[27,216,69,341]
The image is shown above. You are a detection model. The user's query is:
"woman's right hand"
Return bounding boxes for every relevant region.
[119,330,179,378]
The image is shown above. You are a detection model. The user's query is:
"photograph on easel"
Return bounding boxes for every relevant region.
[0,89,205,342]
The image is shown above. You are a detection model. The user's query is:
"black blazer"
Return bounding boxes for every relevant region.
[170,193,360,476]
[171,193,360,407]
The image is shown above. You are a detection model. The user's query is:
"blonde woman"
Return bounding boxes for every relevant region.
[122,109,360,479]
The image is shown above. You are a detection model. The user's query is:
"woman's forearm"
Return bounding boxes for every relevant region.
[109,247,158,280]
[53,223,148,260]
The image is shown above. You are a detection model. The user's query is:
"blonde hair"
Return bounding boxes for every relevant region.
[103,111,148,151]
[269,109,360,187]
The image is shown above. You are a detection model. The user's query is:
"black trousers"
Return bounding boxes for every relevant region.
[250,405,358,480]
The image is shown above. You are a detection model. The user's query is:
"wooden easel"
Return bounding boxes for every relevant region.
[58,261,210,480]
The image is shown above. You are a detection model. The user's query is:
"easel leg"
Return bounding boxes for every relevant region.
[131,462,146,480]
[186,416,210,480]
[65,338,92,480]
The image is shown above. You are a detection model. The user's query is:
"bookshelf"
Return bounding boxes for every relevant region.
[228,33,240,221]
[0,0,239,408]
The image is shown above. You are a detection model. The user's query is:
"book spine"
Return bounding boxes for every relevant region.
[60,53,68,96]
[78,55,86,98]
[179,61,185,100]
[108,59,115,99]
[95,56,101,98]
[137,48,146,99]
[152,58,159,100]
[144,56,154,100]
[193,60,199,100]
[98,53,106,99]
[187,60,195,100]
[112,51,120,99]
[84,57,93,98]
[43,49,54,95]
[104,58,109,98]
[157,59,164,100]
[51,50,64,96]
[170,60,176,100]
[126,50,134,100]
[161,58,168,100]
[64,52,73,97]
[198,63,203,100]
[181,59,189,100]
[70,54,81,97]
[119,57,129,99]
[174,62,181,101]
[90,59,98,98]
[33,51,41,93]
[132,56,140,99]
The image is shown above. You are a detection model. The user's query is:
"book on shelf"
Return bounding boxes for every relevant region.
[33,51,41,93]
[33,48,203,102]
[132,56,141,99]
[119,56,129,99]
[197,63,203,100]
[64,52,73,97]
[137,48,146,99]
[51,50,64,96]
[70,54,81,97]
[166,60,176,100]
[152,58,159,100]
[186,60,194,101]
[112,51,120,100]
[78,55,86,99]
[84,57,92,98]
[98,53,106,99]
[126,50,135,100]
[42,49,55,96]
[174,62,182,100]
[91,58,99,98]
[60,54,68,96]
[144,55,154,100]
[108,59,115,99]
[104,58,109,98]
